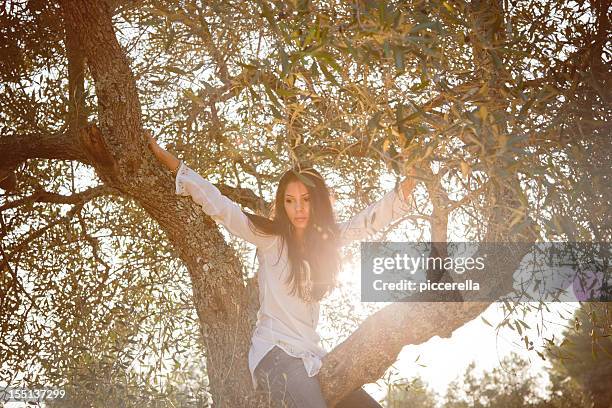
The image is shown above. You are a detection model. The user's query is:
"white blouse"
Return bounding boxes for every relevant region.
[175,162,415,390]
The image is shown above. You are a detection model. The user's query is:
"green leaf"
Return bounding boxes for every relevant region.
[393,45,405,72]
[383,40,392,59]
[261,146,280,163]
[184,89,206,107]
[269,103,283,119]
[318,62,339,86]
[258,0,277,31]
[368,111,383,131]
[248,86,260,101]
[315,51,342,73]
[280,48,290,77]
[409,21,441,33]
[264,84,282,108]
[310,61,319,76]
[164,66,189,76]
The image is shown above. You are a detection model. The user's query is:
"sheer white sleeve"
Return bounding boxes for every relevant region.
[175,161,277,249]
[337,183,415,246]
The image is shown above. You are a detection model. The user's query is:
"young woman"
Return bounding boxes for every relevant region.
[147,132,417,407]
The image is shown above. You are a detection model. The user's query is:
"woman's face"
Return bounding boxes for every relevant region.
[284,180,310,233]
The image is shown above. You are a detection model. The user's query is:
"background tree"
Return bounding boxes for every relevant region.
[545,303,612,408]
[537,377,593,408]
[384,377,438,408]
[441,349,601,408]
[1,0,609,406]
[443,354,543,408]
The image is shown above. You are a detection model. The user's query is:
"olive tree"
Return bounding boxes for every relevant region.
[1,0,609,406]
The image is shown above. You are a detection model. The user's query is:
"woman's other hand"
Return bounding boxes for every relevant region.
[145,130,160,153]
[401,159,427,200]
[144,130,181,173]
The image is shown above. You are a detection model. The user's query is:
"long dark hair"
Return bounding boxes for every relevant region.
[243,165,341,302]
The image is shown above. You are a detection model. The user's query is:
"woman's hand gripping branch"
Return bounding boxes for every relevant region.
[400,160,425,201]
[145,130,181,174]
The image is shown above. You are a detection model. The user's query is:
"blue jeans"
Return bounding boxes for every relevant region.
[254,346,383,408]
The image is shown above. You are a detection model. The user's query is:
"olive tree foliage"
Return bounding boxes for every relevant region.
[384,376,438,408]
[443,355,542,408]
[442,303,612,408]
[545,302,612,408]
[441,352,595,408]
[0,0,609,406]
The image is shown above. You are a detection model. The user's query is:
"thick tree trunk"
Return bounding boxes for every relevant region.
[58,2,260,406]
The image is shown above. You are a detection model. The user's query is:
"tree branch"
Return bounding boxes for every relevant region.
[1,201,84,269]
[64,10,87,135]
[60,0,144,179]
[216,184,270,214]
[0,185,119,212]
[0,130,91,172]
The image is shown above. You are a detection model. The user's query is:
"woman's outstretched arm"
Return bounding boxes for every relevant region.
[336,167,419,246]
[146,131,276,249]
